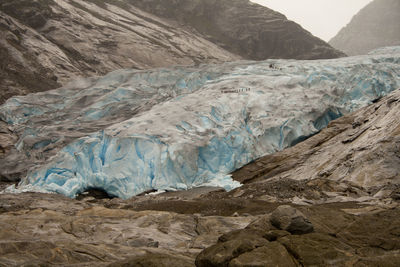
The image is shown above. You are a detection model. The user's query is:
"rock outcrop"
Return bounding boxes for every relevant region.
[194,202,400,266]
[329,0,400,55]
[1,189,399,266]
[0,191,256,266]
[269,205,314,235]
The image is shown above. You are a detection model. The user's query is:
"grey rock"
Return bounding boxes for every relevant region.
[270,205,314,235]
[127,238,159,248]
[330,0,400,55]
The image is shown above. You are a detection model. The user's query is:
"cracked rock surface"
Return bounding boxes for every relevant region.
[0,190,399,266]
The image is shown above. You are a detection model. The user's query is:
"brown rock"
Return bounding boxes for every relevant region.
[108,252,194,267]
[218,229,267,243]
[195,237,269,267]
[262,230,291,241]
[354,252,400,267]
[336,208,400,252]
[245,214,275,232]
[270,205,314,234]
[278,233,356,266]
[228,242,298,267]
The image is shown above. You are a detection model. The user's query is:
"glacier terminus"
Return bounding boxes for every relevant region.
[1,47,400,199]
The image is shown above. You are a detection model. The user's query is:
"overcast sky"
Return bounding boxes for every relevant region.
[250,0,373,41]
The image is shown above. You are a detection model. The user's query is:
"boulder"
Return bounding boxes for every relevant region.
[228,242,298,267]
[245,214,275,232]
[270,205,314,234]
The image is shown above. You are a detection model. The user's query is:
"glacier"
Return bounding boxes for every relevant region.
[1,47,400,199]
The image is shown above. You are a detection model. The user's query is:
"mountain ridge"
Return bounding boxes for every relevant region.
[329,0,400,55]
[131,0,345,60]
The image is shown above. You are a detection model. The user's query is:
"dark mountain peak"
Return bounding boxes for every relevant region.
[132,0,346,60]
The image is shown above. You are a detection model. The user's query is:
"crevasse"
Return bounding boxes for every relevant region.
[2,47,400,199]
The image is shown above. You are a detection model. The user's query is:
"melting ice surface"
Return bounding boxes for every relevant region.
[1,47,400,199]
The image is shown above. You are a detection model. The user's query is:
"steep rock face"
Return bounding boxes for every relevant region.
[0,13,62,103]
[329,0,400,56]
[132,0,346,60]
[0,0,238,104]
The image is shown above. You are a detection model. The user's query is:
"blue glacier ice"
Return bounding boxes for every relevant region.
[1,46,400,199]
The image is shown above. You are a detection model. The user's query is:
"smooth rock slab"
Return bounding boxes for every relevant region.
[278,233,356,266]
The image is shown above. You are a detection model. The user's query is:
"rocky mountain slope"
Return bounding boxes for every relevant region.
[329,0,400,55]
[0,0,238,104]
[132,0,345,60]
[0,0,344,104]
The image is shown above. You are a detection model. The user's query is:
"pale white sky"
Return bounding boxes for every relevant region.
[251,0,374,41]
